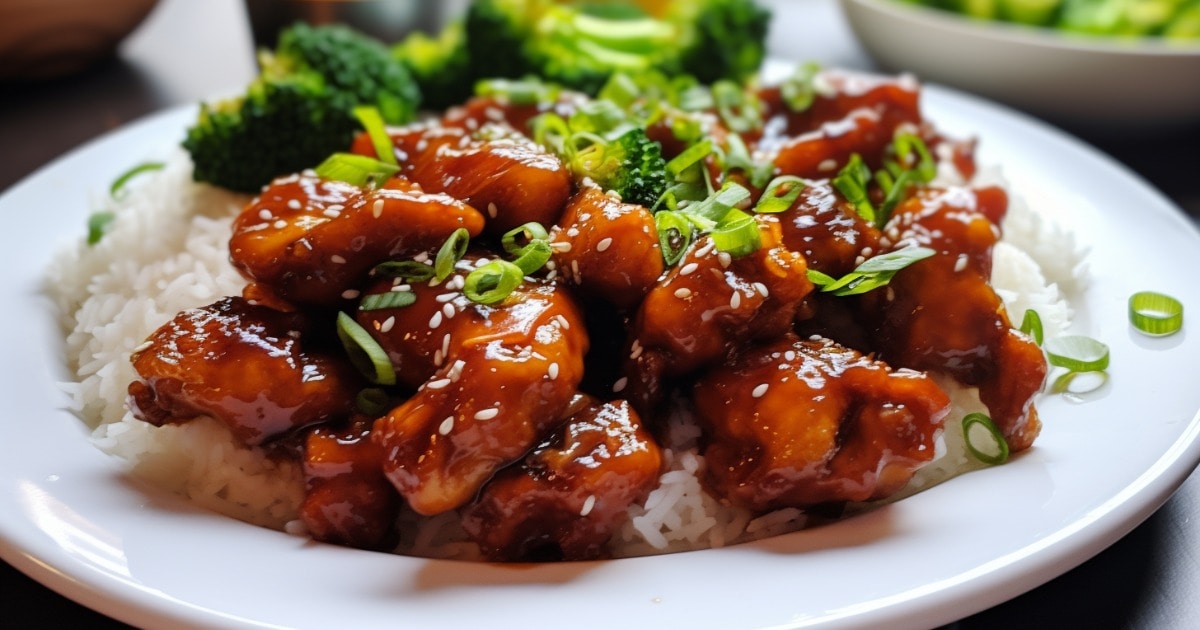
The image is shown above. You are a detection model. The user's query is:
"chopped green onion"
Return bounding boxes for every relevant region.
[532,113,572,155]
[780,62,820,113]
[1020,309,1044,345]
[475,77,558,106]
[892,132,937,183]
[832,154,875,224]
[464,260,524,305]
[684,181,752,228]
[666,139,713,179]
[808,246,935,296]
[336,312,396,385]
[372,260,435,282]
[655,210,693,266]
[874,168,916,228]
[314,153,399,188]
[512,239,552,275]
[962,412,1009,466]
[86,211,116,246]
[754,176,805,214]
[501,222,551,255]
[435,228,470,281]
[1129,291,1183,336]
[709,210,761,258]
[711,80,762,133]
[719,134,774,189]
[355,388,391,416]
[353,106,397,166]
[358,291,417,311]
[110,161,166,199]
[1044,335,1110,372]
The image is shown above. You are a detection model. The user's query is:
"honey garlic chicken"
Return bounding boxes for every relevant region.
[357,259,589,515]
[864,185,1047,451]
[231,173,485,307]
[694,334,950,511]
[128,297,360,445]
[623,218,813,414]
[462,398,662,561]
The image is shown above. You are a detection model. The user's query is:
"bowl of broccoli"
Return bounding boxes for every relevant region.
[839,0,1200,130]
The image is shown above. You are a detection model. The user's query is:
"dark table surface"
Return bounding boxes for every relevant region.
[3,0,1199,627]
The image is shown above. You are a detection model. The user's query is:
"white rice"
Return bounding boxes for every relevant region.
[46,148,1083,558]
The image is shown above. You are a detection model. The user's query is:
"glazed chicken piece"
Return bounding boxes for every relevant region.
[864,185,1047,452]
[462,398,663,561]
[694,334,950,511]
[356,258,589,515]
[622,217,813,414]
[352,123,574,234]
[127,296,359,445]
[550,183,664,310]
[230,173,485,307]
[300,413,401,550]
[770,178,883,279]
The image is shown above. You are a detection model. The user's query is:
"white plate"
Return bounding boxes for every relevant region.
[840,0,1200,130]
[2,85,1200,630]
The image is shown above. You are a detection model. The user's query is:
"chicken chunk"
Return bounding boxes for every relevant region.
[461,398,662,561]
[127,296,359,445]
[357,259,589,515]
[694,334,950,511]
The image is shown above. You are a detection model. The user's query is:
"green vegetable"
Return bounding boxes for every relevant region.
[1128,291,1183,336]
[435,228,471,281]
[807,246,935,296]
[902,0,1200,38]
[336,311,396,385]
[313,153,399,188]
[110,161,166,199]
[183,22,421,193]
[392,19,472,110]
[962,412,1010,465]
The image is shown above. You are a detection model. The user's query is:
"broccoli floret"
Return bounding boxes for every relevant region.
[458,0,768,96]
[573,127,669,207]
[183,23,421,193]
[393,20,473,110]
[670,0,772,85]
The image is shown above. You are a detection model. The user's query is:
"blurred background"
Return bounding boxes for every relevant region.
[0,0,1197,627]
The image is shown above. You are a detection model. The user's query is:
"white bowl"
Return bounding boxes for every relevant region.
[839,0,1200,131]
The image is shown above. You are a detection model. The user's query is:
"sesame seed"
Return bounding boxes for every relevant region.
[566,227,579,238]
[695,242,715,258]
[580,494,596,517]
[434,349,444,366]
[443,303,455,318]
[372,199,384,218]
[330,255,346,264]
[474,408,499,421]
[550,241,573,253]
[441,333,451,359]
[438,416,455,435]
[258,209,272,220]
[448,359,466,382]
[487,202,498,218]
[436,292,456,303]
[753,282,769,298]
[730,291,742,309]
[718,252,732,268]
[272,219,288,229]
[342,289,360,299]
[555,314,570,330]
[613,377,628,393]
[571,260,581,278]
[954,254,968,272]
[784,350,796,362]
[380,316,396,333]
[596,237,613,252]
[323,208,341,219]
[679,262,699,276]
[429,311,443,329]
[287,199,301,210]
[548,362,560,380]
[674,287,692,299]
[427,378,452,390]
[752,383,769,398]
[132,340,153,353]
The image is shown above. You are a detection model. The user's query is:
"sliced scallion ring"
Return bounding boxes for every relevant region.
[709,210,761,258]
[353,105,397,166]
[512,239,552,275]
[1020,309,1044,346]
[962,412,1009,466]
[1044,335,1110,373]
[1129,291,1183,336]
[754,176,805,214]
[655,210,693,267]
[464,260,524,304]
[832,153,875,224]
[372,260,435,282]
[501,222,550,256]
[435,228,470,280]
[355,388,391,416]
[110,161,166,199]
[314,153,399,188]
[1051,370,1108,395]
[358,291,416,311]
[336,312,396,385]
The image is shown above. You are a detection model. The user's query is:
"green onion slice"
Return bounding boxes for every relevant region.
[435,228,470,281]
[685,181,752,228]
[808,246,935,296]
[475,77,558,106]
[355,388,391,416]
[892,132,937,182]
[336,312,396,385]
[656,210,693,267]
[711,79,762,133]
[314,153,399,188]
[754,176,805,214]
[710,210,761,258]
[1129,291,1183,336]
[666,139,713,180]
[833,153,875,224]
[501,222,550,256]
[353,105,397,166]
[110,161,166,199]
[1044,335,1110,372]
[1020,309,1044,346]
[86,211,116,246]
[780,62,820,113]
[464,260,524,305]
[962,412,1010,466]
[372,260,435,282]
[512,239,552,275]
[358,291,417,311]
[1050,370,1108,395]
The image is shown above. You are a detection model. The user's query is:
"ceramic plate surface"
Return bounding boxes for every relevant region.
[840,0,1200,129]
[2,82,1200,629]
